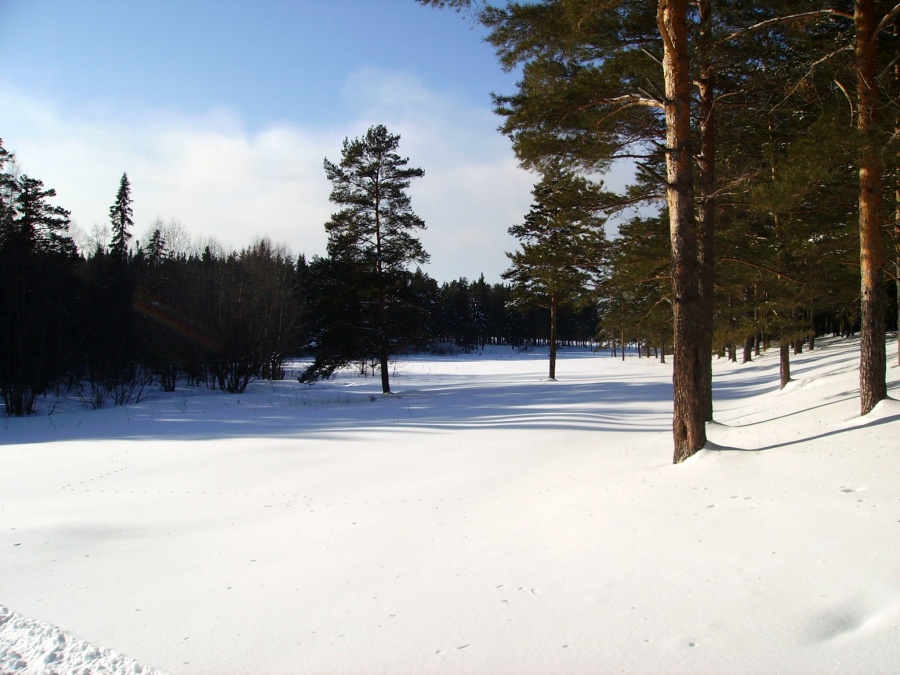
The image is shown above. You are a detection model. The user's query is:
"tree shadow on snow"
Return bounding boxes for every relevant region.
[706,397,900,452]
[0,376,677,445]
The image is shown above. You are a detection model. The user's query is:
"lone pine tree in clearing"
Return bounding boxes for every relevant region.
[301,124,429,394]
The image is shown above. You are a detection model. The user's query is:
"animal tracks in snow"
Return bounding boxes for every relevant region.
[494,583,542,605]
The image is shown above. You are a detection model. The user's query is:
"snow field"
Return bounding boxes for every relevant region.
[1,337,898,673]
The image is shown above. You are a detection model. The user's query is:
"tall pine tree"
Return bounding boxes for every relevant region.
[301,125,429,394]
[504,163,607,379]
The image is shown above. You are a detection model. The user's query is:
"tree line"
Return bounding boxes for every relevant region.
[0,136,598,416]
[423,0,899,462]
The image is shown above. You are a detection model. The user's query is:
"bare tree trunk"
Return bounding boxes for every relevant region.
[660,0,705,463]
[856,0,887,415]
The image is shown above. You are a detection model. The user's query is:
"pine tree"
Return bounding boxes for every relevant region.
[301,124,429,393]
[503,164,607,379]
[145,227,166,269]
[600,214,671,360]
[422,0,886,461]
[0,142,80,415]
[853,0,892,414]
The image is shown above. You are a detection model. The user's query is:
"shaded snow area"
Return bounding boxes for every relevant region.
[1,336,898,674]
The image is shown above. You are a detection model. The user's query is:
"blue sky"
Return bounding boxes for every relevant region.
[0,0,539,282]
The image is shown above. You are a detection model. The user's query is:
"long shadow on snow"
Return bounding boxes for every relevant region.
[707,404,900,453]
[0,377,675,445]
[709,345,862,402]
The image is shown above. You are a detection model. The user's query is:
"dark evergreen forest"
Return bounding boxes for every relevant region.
[0,139,602,416]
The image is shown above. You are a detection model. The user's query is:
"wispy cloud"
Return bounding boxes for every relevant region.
[1,70,535,282]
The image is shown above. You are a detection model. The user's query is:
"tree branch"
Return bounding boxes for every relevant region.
[716,256,806,285]
[719,9,853,45]
[873,3,900,42]
[772,45,855,110]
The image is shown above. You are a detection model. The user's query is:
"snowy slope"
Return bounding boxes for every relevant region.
[1,337,898,674]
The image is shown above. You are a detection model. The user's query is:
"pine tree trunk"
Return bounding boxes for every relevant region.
[660,0,705,463]
[549,295,558,380]
[809,308,816,351]
[380,352,390,394]
[895,40,900,368]
[696,0,716,423]
[743,335,754,363]
[856,0,887,415]
[780,341,791,390]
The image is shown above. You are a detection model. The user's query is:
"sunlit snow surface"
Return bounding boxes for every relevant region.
[1,337,898,674]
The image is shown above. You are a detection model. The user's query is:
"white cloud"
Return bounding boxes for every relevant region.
[0,71,536,281]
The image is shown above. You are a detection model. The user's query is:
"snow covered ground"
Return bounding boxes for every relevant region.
[1,336,898,674]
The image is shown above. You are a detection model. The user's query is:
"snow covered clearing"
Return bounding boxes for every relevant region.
[1,336,898,674]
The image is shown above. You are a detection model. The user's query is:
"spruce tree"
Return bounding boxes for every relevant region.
[109,172,133,262]
[86,170,139,405]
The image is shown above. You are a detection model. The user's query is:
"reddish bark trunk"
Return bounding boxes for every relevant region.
[780,342,791,390]
[660,0,706,463]
[856,0,887,414]
[696,0,716,423]
[742,335,754,363]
